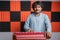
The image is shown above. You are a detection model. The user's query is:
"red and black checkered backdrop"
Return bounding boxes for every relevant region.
[0,1,60,32]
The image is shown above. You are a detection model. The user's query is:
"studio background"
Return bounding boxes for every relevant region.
[0,1,60,40]
[0,1,60,32]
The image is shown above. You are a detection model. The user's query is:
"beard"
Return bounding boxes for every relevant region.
[35,11,40,14]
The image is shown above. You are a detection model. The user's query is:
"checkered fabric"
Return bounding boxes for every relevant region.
[0,1,60,32]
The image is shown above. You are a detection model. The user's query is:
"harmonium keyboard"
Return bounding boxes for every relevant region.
[14,32,46,40]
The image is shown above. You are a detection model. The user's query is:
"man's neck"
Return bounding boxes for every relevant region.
[36,13,40,16]
[35,12,41,16]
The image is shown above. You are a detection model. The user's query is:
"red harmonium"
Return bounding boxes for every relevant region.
[14,32,46,40]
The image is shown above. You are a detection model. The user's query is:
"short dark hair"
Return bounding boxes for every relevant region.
[32,1,43,10]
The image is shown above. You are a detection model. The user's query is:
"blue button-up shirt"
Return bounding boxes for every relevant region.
[24,12,52,32]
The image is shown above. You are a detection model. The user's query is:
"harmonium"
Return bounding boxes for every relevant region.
[14,32,46,40]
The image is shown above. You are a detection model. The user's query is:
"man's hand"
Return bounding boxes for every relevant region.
[46,32,51,39]
[27,28,34,32]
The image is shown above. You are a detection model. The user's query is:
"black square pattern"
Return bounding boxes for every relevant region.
[21,1,31,11]
[10,12,20,21]
[51,12,60,22]
[41,1,51,11]
[0,22,10,32]
[0,1,10,11]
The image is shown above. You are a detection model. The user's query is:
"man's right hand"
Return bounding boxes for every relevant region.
[27,28,34,32]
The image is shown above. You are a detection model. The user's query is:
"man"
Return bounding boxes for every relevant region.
[24,1,52,39]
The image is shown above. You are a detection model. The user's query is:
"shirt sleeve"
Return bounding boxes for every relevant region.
[45,15,52,33]
[24,16,30,31]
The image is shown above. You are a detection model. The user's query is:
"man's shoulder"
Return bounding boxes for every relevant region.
[41,13,49,19]
[28,13,34,18]
[29,13,34,17]
[41,13,48,17]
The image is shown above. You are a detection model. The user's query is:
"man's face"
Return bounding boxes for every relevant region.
[34,5,42,14]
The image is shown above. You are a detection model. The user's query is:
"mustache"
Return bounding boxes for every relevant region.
[34,12,39,14]
[35,10,39,11]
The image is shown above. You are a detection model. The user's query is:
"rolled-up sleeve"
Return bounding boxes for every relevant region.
[24,16,30,31]
[45,15,52,33]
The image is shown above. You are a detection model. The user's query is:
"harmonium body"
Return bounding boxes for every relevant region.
[14,32,46,40]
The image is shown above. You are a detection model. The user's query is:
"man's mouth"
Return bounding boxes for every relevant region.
[35,11,40,12]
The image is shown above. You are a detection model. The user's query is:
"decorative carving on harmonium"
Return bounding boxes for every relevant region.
[14,32,46,40]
